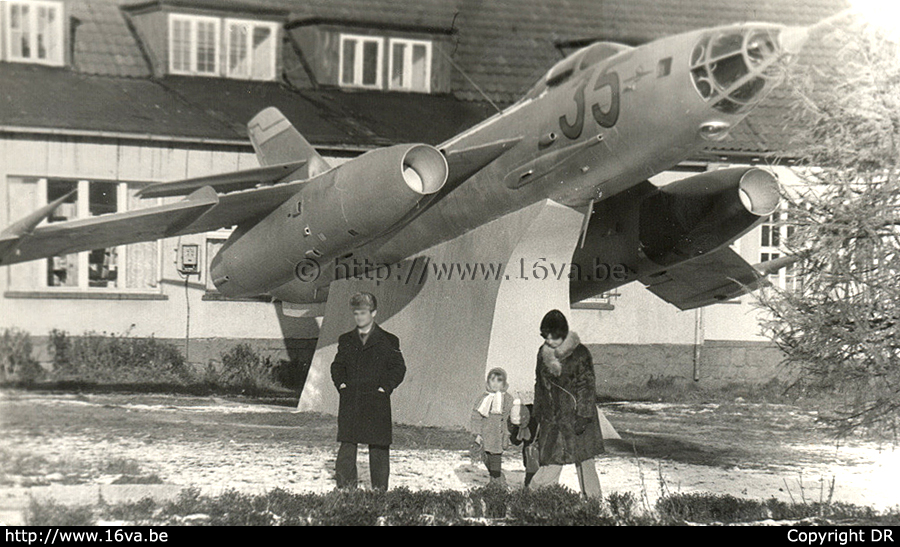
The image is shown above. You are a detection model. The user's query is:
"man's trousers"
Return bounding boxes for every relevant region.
[335,442,390,490]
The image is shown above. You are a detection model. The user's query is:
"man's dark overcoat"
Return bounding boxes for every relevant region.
[331,324,406,446]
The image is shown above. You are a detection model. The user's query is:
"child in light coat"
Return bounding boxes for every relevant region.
[470,367,514,486]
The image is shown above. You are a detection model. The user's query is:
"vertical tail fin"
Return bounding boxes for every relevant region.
[247,107,331,177]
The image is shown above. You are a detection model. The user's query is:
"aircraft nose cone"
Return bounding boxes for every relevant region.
[780,26,810,56]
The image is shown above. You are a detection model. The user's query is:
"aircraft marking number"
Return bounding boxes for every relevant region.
[558,69,620,140]
[559,79,588,140]
[592,71,619,129]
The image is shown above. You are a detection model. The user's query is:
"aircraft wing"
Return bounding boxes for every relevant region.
[441,137,521,191]
[639,246,770,310]
[0,180,309,266]
[138,160,307,198]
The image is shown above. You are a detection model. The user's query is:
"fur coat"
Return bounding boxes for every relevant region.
[533,332,604,465]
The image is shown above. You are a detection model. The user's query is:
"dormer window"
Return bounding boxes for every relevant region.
[3,0,64,66]
[289,23,445,93]
[167,13,279,80]
[169,14,220,76]
[389,38,431,93]
[225,19,278,80]
[340,34,383,89]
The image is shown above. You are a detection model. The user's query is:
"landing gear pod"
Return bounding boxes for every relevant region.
[639,167,779,266]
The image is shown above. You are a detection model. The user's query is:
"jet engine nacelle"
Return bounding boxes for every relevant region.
[639,167,779,266]
[211,143,448,297]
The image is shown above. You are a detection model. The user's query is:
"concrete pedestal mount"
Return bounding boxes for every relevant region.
[297,199,591,428]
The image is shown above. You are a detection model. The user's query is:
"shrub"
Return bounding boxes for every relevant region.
[201,489,280,526]
[657,492,770,523]
[506,485,613,525]
[216,344,283,395]
[659,492,888,524]
[271,358,309,390]
[27,499,94,526]
[384,487,468,525]
[48,329,71,375]
[468,484,512,519]
[163,487,205,517]
[103,498,158,523]
[0,328,43,383]
[607,491,640,524]
[47,330,190,385]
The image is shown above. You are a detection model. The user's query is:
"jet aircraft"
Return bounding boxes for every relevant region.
[0,22,809,311]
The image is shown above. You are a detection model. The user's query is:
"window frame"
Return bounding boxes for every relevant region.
[4,0,65,66]
[338,33,384,90]
[759,208,795,291]
[168,13,221,77]
[223,18,279,81]
[6,177,163,295]
[387,37,432,93]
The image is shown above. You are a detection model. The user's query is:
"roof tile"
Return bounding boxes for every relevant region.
[4,0,857,155]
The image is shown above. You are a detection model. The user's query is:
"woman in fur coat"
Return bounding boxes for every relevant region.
[530,309,604,497]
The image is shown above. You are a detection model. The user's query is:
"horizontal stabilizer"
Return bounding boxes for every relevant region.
[138,160,308,198]
[442,137,521,190]
[641,247,769,310]
[0,190,76,263]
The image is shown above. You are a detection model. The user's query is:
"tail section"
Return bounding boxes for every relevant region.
[248,107,331,177]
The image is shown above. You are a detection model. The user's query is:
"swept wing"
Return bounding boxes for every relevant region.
[640,247,778,310]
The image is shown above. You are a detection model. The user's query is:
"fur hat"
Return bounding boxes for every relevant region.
[540,309,569,340]
[349,292,377,311]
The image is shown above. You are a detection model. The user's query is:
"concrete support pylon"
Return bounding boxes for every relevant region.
[297,199,589,428]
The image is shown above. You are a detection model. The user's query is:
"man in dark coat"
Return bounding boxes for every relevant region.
[331,292,406,490]
[530,309,604,497]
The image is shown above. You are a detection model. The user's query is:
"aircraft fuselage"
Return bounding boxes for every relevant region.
[266,22,797,303]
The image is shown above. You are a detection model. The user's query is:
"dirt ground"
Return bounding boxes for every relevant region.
[0,389,897,513]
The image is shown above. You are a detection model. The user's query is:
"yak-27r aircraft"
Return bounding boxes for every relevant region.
[0,22,809,311]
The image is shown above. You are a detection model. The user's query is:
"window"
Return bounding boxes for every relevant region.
[6,177,160,293]
[169,14,220,76]
[759,210,796,290]
[225,19,278,80]
[572,290,620,310]
[657,57,672,78]
[4,1,64,66]
[339,34,383,89]
[388,38,431,92]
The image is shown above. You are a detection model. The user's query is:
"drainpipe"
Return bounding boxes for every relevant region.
[693,307,704,382]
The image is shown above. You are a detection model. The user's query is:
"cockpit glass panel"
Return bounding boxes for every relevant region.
[713,97,743,114]
[691,67,713,99]
[546,56,577,86]
[709,32,743,59]
[690,25,785,108]
[730,76,766,103]
[578,42,632,70]
[690,37,709,66]
[711,54,748,90]
[746,31,778,65]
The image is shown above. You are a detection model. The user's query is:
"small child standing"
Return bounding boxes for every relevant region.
[470,367,514,486]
